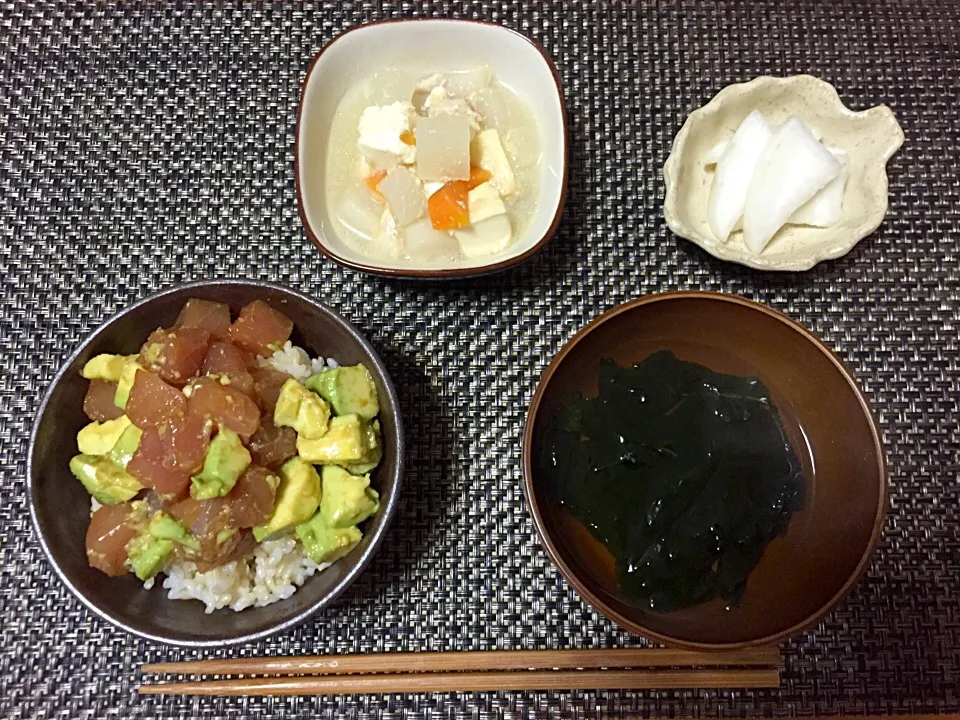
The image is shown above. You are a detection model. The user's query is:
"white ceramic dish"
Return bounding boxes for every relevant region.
[663,75,904,271]
[296,19,568,278]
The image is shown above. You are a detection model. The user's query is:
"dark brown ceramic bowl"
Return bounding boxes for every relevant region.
[522,292,887,650]
[295,18,568,278]
[28,279,404,647]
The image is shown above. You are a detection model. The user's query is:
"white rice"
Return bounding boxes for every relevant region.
[89,344,340,612]
[260,340,338,380]
[161,536,330,614]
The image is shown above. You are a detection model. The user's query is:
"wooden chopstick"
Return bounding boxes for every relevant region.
[142,646,780,677]
[138,667,781,695]
[139,647,780,695]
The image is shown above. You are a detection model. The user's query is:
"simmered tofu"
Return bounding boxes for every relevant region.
[471,129,516,196]
[454,183,512,257]
[466,182,507,224]
[358,102,417,168]
[454,214,512,258]
[415,114,472,182]
[377,167,426,226]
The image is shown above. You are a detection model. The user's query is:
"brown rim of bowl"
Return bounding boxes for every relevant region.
[521,291,889,650]
[293,17,569,279]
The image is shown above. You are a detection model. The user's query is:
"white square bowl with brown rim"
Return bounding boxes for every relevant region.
[295,19,568,279]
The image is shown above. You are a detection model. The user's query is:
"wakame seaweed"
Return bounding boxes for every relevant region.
[542,350,805,612]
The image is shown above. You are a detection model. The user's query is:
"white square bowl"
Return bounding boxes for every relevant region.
[295,19,568,278]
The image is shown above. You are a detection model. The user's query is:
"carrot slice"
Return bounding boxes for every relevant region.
[363,170,388,200]
[467,166,492,190]
[427,180,470,231]
[400,130,416,146]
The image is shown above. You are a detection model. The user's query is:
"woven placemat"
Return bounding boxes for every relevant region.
[1,1,958,717]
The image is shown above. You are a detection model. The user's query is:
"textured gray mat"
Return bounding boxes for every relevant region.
[1,1,959,717]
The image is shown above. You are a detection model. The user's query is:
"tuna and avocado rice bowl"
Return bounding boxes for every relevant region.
[73,297,384,613]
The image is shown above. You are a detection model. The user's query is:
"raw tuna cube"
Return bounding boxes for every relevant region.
[86,503,140,576]
[125,371,187,431]
[202,341,256,398]
[228,300,294,357]
[248,417,297,469]
[251,368,292,414]
[227,465,278,528]
[175,299,232,340]
[187,376,261,441]
[127,429,192,501]
[83,380,124,422]
[139,327,211,386]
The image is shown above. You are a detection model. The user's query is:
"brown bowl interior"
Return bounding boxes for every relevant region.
[524,293,887,649]
[29,280,403,646]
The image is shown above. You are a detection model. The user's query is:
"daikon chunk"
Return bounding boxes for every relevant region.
[444,67,493,98]
[337,184,383,239]
[415,73,446,93]
[378,167,426,227]
[415,114,472,182]
[471,129,517,196]
[503,126,541,170]
[403,218,463,262]
[708,111,773,242]
[790,150,847,227]
[704,138,729,166]
[373,210,402,258]
[743,117,842,254]
[469,87,514,130]
[454,214,512,258]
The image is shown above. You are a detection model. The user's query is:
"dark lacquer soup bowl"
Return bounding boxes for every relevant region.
[523,292,887,650]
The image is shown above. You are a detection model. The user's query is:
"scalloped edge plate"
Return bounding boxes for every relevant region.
[663,75,904,271]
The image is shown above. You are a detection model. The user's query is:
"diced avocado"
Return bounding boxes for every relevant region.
[77,415,133,456]
[296,414,366,464]
[69,454,143,505]
[273,379,331,440]
[81,353,135,382]
[106,423,142,468]
[344,419,382,475]
[319,465,380,529]
[216,528,238,545]
[306,364,380,420]
[141,341,163,366]
[125,511,199,581]
[190,426,251,500]
[113,359,143,409]
[147,512,200,552]
[296,512,362,564]
[252,456,321,541]
[126,534,174,581]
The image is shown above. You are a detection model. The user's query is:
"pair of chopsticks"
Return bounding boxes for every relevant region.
[139,646,780,695]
